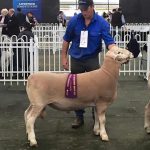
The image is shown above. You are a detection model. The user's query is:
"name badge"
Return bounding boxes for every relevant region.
[79,31,88,48]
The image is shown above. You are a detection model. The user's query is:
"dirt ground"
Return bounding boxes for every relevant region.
[0,76,150,150]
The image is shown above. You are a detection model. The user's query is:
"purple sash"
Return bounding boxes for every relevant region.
[65,74,77,98]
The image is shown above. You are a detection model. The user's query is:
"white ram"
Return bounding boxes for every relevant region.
[24,47,133,146]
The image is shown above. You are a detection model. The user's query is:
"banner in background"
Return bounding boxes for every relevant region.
[13,0,42,22]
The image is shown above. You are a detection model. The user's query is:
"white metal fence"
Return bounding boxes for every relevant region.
[0,23,150,85]
[0,35,37,85]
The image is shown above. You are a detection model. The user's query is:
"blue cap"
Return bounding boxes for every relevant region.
[78,0,94,10]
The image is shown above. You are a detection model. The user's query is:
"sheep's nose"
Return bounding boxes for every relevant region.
[129,52,134,58]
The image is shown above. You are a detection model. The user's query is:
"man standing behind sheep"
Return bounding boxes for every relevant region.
[61,0,116,129]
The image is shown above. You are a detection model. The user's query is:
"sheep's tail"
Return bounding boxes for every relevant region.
[26,74,33,89]
[26,74,35,94]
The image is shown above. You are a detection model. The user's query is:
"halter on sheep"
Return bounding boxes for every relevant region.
[24,46,133,146]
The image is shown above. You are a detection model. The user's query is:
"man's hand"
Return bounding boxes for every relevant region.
[62,57,69,70]
[61,40,70,70]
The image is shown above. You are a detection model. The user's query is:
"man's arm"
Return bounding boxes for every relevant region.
[61,40,70,70]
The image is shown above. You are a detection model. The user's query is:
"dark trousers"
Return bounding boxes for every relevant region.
[13,47,30,75]
[71,55,100,119]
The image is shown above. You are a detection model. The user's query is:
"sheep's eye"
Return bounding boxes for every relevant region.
[118,52,121,54]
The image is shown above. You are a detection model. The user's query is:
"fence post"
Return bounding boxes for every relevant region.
[29,38,34,74]
[53,25,57,54]
[146,34,150,80]
[34,35,39,72]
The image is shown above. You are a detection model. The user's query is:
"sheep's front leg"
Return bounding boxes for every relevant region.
[96,103,109,141]
[99,112,108,141]
[93,108,100,135]
[144,101,150,133]
[25,105,43,146]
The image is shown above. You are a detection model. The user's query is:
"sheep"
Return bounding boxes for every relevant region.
[24,47,133,146]
[144,74,150,133]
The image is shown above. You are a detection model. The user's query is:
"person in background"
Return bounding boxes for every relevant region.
[111,7,125,28]
[57,11,67,27]
[16,8,26,30]
[7,8,20,37]
[107,11,112,23]
[117,7,125,25]
[102,11,109,22]
[17,21,34,78]
[0,8,9,36]
[109,8,116,23]
[7,8,20,76]
[0,8,9,77]
[61,0,117,129]
[18,22,34,39]
[26,12,38,29]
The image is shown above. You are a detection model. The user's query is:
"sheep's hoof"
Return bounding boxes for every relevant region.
[145,126,150,134]
[93,130,100,136]
[144,123,150,133]
[30,142,38,147]
[101,134,109,141]
[30,140,38,147]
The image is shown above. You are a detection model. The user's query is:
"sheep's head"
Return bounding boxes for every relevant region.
[106,46,134,64]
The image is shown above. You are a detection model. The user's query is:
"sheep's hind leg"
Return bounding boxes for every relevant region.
[144,102,150,133]
[24,104,32,133]
[25,105,44,147]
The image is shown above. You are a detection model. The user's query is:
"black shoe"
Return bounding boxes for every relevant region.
[71,117,84,129]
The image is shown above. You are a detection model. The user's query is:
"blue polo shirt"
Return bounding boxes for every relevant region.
[63,12,115,60]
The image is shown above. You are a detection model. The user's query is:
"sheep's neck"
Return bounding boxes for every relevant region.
[100,57,120,80]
